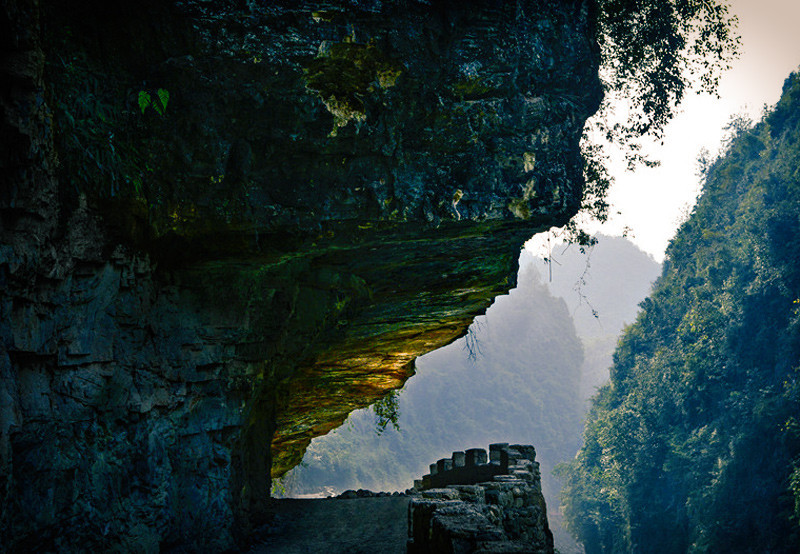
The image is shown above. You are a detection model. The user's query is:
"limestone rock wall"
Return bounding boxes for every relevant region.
[1,0,600,551]
[408,443,552,553]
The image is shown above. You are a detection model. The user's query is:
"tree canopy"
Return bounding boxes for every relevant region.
[599,0,739,140]
[575,0,740,234]
[558,72,800,553]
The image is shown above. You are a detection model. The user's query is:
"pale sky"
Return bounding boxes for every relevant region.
[530,0,800,262]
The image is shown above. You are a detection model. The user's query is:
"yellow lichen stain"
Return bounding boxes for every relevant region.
[377,67,402,89]
[321,96,367,137]
[452,189,464,220]
[508,199,529,219]
[311,11,335,23]
[452,76,492,99]
[523,152,536,172]
[508,178,537,219]
[170,203,198,225]
[304,39,403,136]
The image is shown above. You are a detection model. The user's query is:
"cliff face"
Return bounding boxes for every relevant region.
[0,0,601,550]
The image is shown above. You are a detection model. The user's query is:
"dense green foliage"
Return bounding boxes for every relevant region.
[597,0,738,142]
[559,73,800,553]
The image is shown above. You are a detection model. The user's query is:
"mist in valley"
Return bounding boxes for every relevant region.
[277,235,660,551]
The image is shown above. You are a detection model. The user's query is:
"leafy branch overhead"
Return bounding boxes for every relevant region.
[138,88,170,116]
[372,390,401,435]
[597,0,739,144]
[573,0,740,238]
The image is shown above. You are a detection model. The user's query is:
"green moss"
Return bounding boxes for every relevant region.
[304,41,403,132]
[452,76,494,100]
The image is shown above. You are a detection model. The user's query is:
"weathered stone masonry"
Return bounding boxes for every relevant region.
[408,443,553,553]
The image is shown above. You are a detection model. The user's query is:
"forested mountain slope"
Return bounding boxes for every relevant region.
[525,236,661,400]
[559,72,800,553]
[281,263,585,501]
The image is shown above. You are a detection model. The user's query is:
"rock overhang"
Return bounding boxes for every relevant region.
[1,0,602,550]
[94,0,603,248]
[131,0,603,515]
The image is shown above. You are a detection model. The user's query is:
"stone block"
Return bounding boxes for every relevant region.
[474,540,538,553]
[489,443,508,464]
[452,451,466,467]
[446,484,485,504]
[437,458,453,473]
[492,475,525,484]
[431,503,505,543]
[421,488,461,501]
[512,469,532,482]
[409,499,462,545]
[506,447,523,461]
[466,448,487,466]
[430,463,438,475]
[510,444,537,463]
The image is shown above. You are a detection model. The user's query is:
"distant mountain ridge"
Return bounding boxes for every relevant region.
[281,234,661,553]
[526,234,661,400]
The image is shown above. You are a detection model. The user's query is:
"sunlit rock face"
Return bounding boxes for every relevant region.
[0,0,600,550]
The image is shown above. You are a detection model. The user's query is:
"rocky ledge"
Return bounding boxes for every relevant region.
[1,0,600,551]
[409,443,552,553]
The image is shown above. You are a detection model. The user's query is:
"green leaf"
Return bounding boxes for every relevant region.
[157,88,169,113]
[138,90,151,114]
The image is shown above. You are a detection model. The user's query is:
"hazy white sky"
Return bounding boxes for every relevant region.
[532,0,800,262]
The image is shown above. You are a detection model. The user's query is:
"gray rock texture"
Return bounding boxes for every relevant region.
[251,496,410,554]
[409,444,552,553]
[0,0,600,550]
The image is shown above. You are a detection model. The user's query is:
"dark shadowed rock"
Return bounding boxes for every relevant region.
[0,0,600,550]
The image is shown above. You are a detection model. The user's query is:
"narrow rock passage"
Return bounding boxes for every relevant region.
[250,497,409,553]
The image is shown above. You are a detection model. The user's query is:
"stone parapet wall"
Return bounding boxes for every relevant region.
[408,444,552,554]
